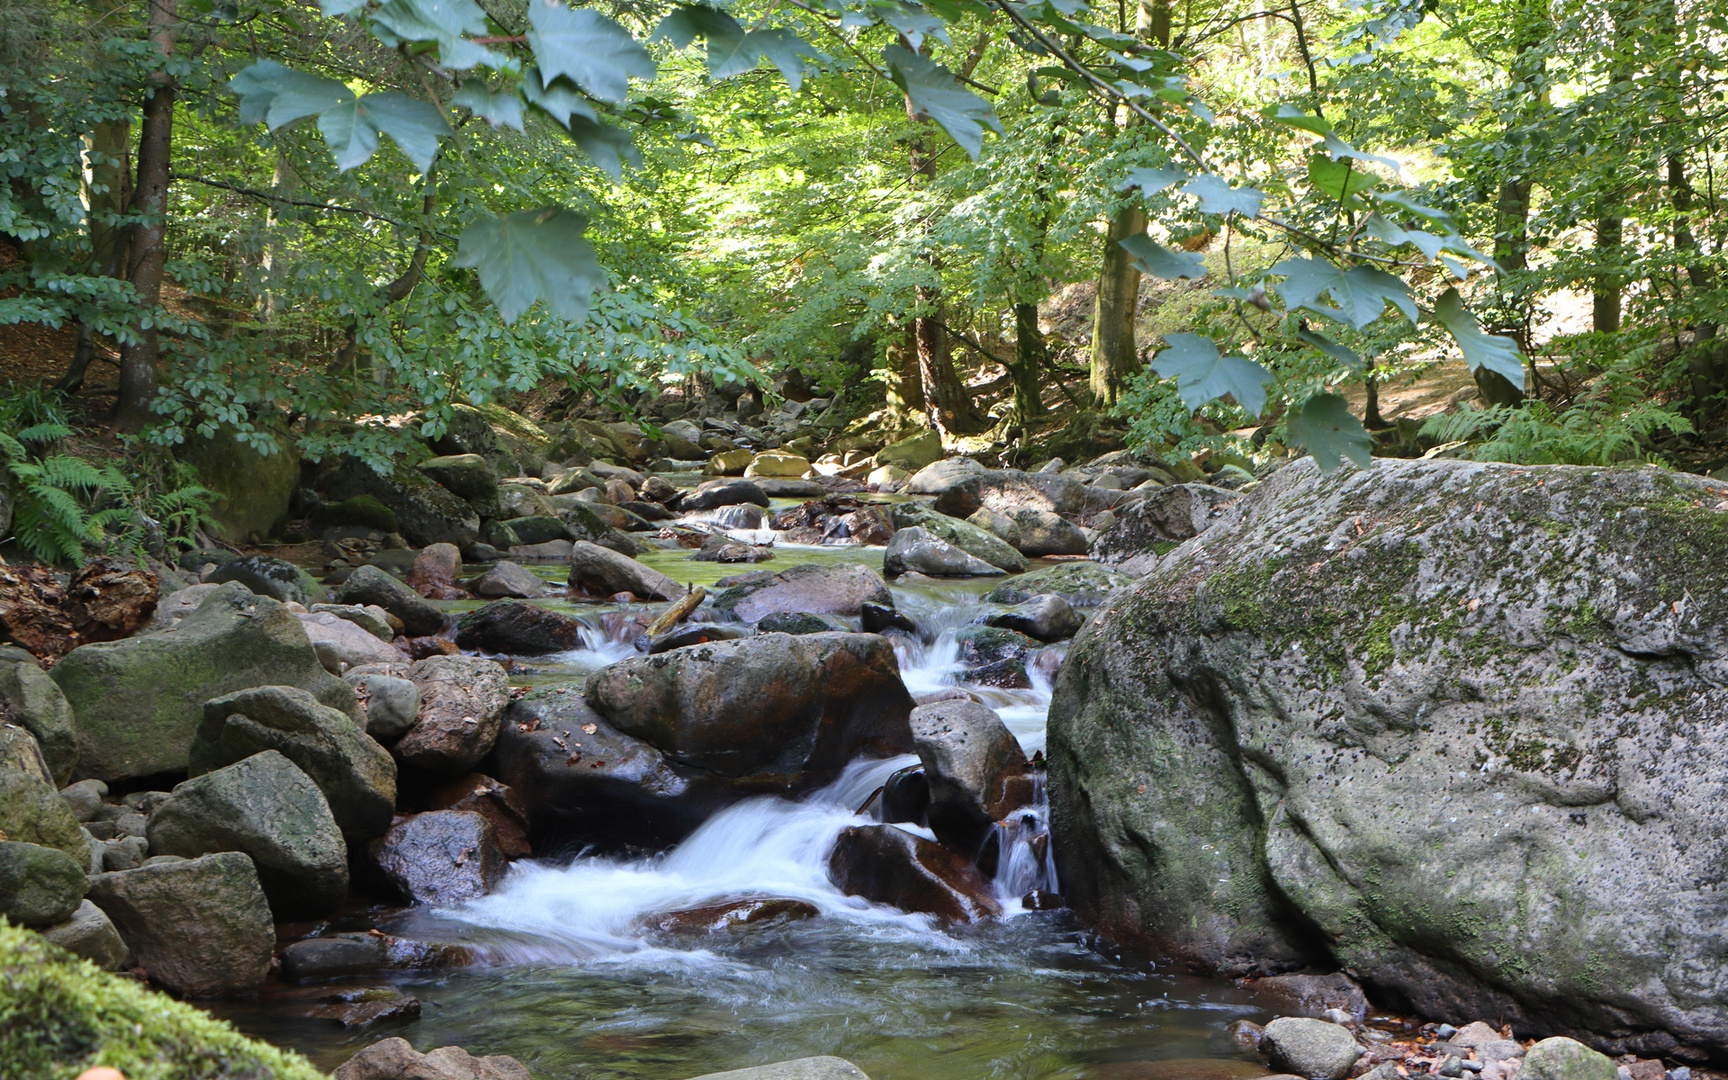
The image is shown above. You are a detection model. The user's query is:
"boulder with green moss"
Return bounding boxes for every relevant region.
[323,458,480,549]
[983,563,1130,607]
[0,919,326,1078]
[0,840,86,927]
[0,660,77,785]
[1050,457,1728,1058]
[51,583,358,784]
[179,420,301,543]
[319,494,400,534]
[0,768,90,865]
[889,505,1027,573]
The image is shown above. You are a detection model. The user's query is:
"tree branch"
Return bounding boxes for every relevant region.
[170,174,457,239]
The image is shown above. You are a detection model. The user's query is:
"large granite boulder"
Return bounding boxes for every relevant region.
[395,655,511,777]
[146,750,349,918]
[192,685,396,840]
[983,563,1130,607]
[0,660,76,786]
[180,421,300,543]
[323,459,481,549]
[369,809,508,906]
[883,528,1005,578]
[332,564,447,638]
[454,599,585,655]
[586,632,915,784]
[906,461,1089,519]
[1089,483,1241,574]
[712,563,893,621]
[910,700,1027,849]
[567,541,682,601]
[87,851,275,997]
[890,505,1027,573]
[1049,457,1728,1057]
[827,824,1001,923]
[52,583,358,783]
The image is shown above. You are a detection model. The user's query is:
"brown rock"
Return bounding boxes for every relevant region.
[1244,972,1368,1022]
[333,1037,531,1080]
[645,897,819,935]
[407,544,467,600]
[395,655,511,777]
[827,824,1001,923]
[369,810,507,906]
[66,558,160,643]
[428,773,531,859]
[309,987,423,1028]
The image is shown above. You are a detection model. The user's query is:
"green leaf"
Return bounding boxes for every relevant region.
[528,2,656,105]
[1372,189,1453,227]
[1296,328,1363,371]
[454,208,604,323]
[263,68,355,129]
[748,28,824,91]
[651,4,744,47]
[877,4,948,49]
[884,44,1001,160]
[522,67,598,126]
[1180,175,1262,217]
[1307,152,1378,202]
[1271,257,1413,329]
[1287,393,1374,472]
[1122,166,1188,197]
[1151,333,1271,417]
[371,0,486,42]
[1323,132,1399,170]
[360,92,447,173]
[1262,102,1332,135]
[565,116,640,180]
[1120,234,1207,280]
[228,60,306,126]
[1432,288,1525,387]
[320,0,367,14]
[1364,214,1445,261]
[453,82,526,130]
[316,99,379,172]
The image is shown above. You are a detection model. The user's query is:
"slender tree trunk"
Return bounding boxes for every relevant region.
[328,160,439,377]
[1592,214,1623,335]
[113,0,176,433]
[1087,0,1168,407]
[884,324,924,417]
[1010,301,1048,420]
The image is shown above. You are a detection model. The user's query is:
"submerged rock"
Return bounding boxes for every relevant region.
[645,897,819,936]
[685,1058,872,1080]
[1050,457,1728,1055]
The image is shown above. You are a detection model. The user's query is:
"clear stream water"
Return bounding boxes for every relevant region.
[210,513,1307,1079]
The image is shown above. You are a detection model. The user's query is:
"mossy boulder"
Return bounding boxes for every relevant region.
[323,458,480,549]
[205,553,326,605]
[0,767,91,865]
[890,505,1027,573]
[0,840,86,927]
[1049,457,1728,1057]
[874,429,943,470]
[179,420,300,543]
[983,563,1130,607]
[0,919,326,1079]
[320,494,399,534]
[0,660,77,785]
[51,582,358,783]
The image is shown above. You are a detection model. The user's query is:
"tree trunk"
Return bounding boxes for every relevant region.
[1592,214,1622,335]
[112,0,177,433]
[884,324,924,417]
[1086,0,1168,408]
[1010,301,1047,421]
[329,160,439,378]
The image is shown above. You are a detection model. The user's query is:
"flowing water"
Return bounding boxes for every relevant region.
[213,510,1302,1078]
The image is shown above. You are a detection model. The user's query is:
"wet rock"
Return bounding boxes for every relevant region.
[87,851,274,997]
[298,611,409,673]
[333,1037,531,1080]
[396,655,512,778]
[207,554,323,605]
[146,750,348,918]
[1229,1019,1266,1051]
[454,599,585,655]
[681,478,771,512]
[890,505,1027,573]
[884,527,1006,578]
[879,765,929,825]
[1010,509,1090,557]
[52,583,359,783]
[279,932,473,979]
[310,987,423,1028]
[983,563,1130,608]
[370,810,507,906]
[986,594,1083,642]
[346,670,421,742]
[0,840,86,927]
[757,611,844,635]
[331,563,447,638]
[646,897,819,936]
[1247,972,1369,1022]
[827,824,1001,923]
[1522,1040,1616,1080]
[713,562,893,621]
[956,625,1039,666]
[1260,1017,1362,1080]
[860,601,916,635]
[407,543,467,599]
[1081,1059,1267,1080]
[648,623,753,653]
[0,767,91,864]
[567,540,683,601]
[40,898,128,970]
[686,1058,871,1080]
[911,700,1027,850]
[756,478,832,498]
[470,560,548,599]
[1089,483,1241,573]
[323,460,481,549]
[587,632,914,784]
[623,499,679,522]
[502,513,567,545]
[428,773,531,859]
[0,660,78,785]
[193,685,397,840]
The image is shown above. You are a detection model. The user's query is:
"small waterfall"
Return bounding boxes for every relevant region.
[987,771,1059,911]
[542,618,638,672]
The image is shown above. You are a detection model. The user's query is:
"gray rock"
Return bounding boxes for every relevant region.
[1089,482,1241,573]
[567,540,682,601]
[497,482,553,520]
[193,684,397,840]
[59,778,107,822]
[983,563,1130,608]
[1009,509,1090,557]
[884,527,1006,578]
[910,700,1026,848]
[1049,457,1728,1054]
[0,660,77,785]
[207,554,324,605]
[454,599,585,655]
[332,1037,530,1080]
[1260,1017,1362,1080]
[146,750,349,918]
[347,671,421,742]
[102,835,149,871]
[680,478,770,512]
[874,430,942,471]
[51,582,359,784]
[986,594,1083,642]
[298,611,409,673]
[686,1058,872,1080]
[419,453,499,510]
[87,851,274,997]
[0,768,90,865]
[310,603,399,641]
[40,898,128,969]
[369,810,506,906]
[395,655,511,778]
[555,500,643,556]
[332,564,446,638]
[280,934,388,980]
[713,562,892,621]
[0,723,52,784]
[1249,972,1369,1022]
[967,506,1022,548]
[471,561,548,599]
[891,505,1027,573]
[323,459,481,549]
[906,461,1091,519]
[1522,1039,1617,1080]
[0,840,86,927]
[586,632,914,785]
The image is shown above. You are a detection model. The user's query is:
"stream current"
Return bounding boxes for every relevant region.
[212,521,1303,1079]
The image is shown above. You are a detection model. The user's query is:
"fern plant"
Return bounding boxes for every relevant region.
[1420,398,1694,467]
[0,424,120,564]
